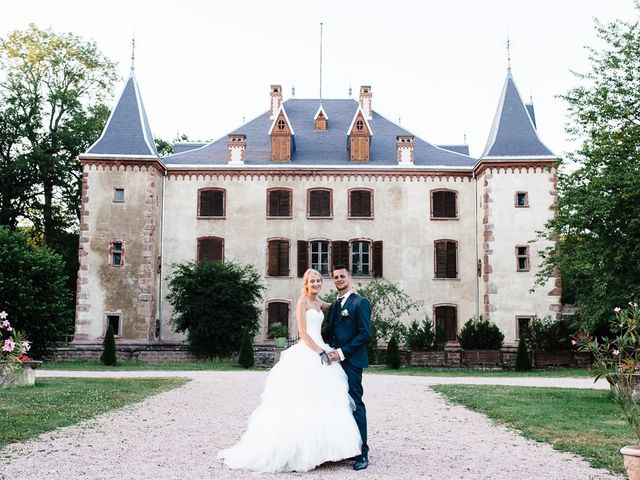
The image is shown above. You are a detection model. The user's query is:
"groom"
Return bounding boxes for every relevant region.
[327,265,372,471]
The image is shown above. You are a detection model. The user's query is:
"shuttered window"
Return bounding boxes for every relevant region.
[199,189,225,217]
[351,241,371,277]
[271,136,290,161]
[268,189,291,217]
[310,240,330,276]
[349,190,372,217]
[431,190,457,219]
[197,237,224,262]
[435,305,457,342]
[372,241,383,277]
[350,137,369,162]
[308,189,331,217]
[297,241,309,277]
[434,240,458,278]
[331,241,349,271]
[267,302,289,338]
[268,239,290,276]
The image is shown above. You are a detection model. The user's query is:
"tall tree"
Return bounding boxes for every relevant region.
[537,4,640,332]
[0,24,117,244]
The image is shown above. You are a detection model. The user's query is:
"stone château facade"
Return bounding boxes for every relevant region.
[74,66,560,348]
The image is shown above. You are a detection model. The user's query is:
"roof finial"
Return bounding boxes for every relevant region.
[506,36,511,71]
[464,131,467,144]
[348,83,352,97]
[319,22,324,105]
[292,83,296,96]
[131,37,136,71]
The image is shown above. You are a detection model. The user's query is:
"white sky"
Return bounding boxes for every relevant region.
[1,0,637,158]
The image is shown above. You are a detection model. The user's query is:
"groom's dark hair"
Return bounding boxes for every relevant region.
[332,264,350,274]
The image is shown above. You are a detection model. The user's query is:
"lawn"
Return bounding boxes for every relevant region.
[432,384,634,475]
[0,377,188,448]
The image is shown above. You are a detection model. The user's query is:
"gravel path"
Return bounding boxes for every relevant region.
[0,371,621,480]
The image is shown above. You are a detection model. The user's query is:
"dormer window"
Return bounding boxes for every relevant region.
[314,106,328,131]
[347,108,372,163]
[269,106,294,162]
[356,120,364,131]
[277,119,286,130]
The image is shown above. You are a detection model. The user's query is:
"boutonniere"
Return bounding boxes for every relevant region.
[341,309,349,317]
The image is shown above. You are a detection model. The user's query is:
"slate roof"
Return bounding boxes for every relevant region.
[164,99,476,167]
[173,142,207,154]
[438,144,470,156]
[85,70,159,157]
[481,70,555,159]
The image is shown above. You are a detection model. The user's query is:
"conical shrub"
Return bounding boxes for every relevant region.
[238,327,255,369]
[515,335,532,371]
[386,334,401,370]
[100,325,117,366]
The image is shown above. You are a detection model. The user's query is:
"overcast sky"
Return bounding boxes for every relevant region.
[1,0,637,158]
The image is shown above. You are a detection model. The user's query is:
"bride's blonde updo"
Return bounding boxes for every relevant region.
[302,268,322,296]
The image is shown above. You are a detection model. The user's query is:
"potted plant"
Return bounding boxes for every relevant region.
[458,316,504,367]
[1,310,40,387]
[268,322,288,348]
[577,303,640,479]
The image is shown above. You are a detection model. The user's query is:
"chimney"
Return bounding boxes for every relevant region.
[359,85,372,120]
[227,134,246,164]
[396,135,414,165]
[270,85,282,119]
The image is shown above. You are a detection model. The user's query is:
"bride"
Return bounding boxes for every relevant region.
[217,269,362,472]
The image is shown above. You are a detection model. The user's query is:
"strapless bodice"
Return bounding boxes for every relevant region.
[305,309,326,346]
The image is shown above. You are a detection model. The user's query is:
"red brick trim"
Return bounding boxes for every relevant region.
[81,157,166,174]
[473,160,557,176]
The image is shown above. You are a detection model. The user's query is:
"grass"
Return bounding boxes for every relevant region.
[0,377,188,448]
[432,384,634,475]
[369,366,592,377]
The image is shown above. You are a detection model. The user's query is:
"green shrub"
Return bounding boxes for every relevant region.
[167,260,265,359]
[385,334,401,369]
[434,323,448,350]
[237,327,255,369]
[0,227,72,358]
[404,316,435,351]
[100,325,117,366]
[458,316,504,350]
[528,316,574,351]
[515,336,532,371]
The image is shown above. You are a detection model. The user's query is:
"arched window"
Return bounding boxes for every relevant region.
[198,188,225,217]
[197,237,224,262]
[267,188,292,217]
[308,189,332,217]
[434,304,457,342]
[431,189,457,219]
[266,301,290,338]
[349,189,373,218]
[267,239,290,276]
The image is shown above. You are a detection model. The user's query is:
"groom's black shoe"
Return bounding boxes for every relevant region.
[353,456,368,471]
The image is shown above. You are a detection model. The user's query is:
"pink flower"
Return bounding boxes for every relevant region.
[3,339,15,352]
[614,307,622,313]
[0,311,7,319]
[22,341,30,352]
[571,339,577,345]
[613,350,620,356]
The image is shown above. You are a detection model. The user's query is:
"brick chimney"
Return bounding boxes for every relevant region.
[359,85,372,120]
[227,134,246,164]
[396,135,414,165]
[270,85,282,119]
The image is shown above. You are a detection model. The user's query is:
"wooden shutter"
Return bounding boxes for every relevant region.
[435,241,446,278]
[268,240,289,276]
[268,240,278,276]
[331,241,349,270]
[310,190,330,216]
[198,238,223,262]
[212,190,224,216]
[200,190,213,216]
[350,190,371,217]
[351,137,369,162]
[436,306,457,341]
[269,190,290,217]
[432,191,444,218]
[446,241,457,278]
[297,240,309,277]
[444,192,456,218]
[372,241,383,277]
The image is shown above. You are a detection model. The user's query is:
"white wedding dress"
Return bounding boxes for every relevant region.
[218,309,362,472]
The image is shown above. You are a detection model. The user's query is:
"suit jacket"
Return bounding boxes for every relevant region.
[328,293,372,369]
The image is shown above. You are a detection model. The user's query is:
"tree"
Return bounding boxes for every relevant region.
[385,334,401,370]
[100,325,117,366]
[238,327,255,369]
[404,316,435,351]
[0,226,72,358]
[0,24,117,244]
[167,260,265,359]
[537,5,640,333]
[515,336,532,372]
[457,316,504,350]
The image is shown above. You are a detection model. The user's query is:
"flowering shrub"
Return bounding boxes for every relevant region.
[576,303,640,440]
[0,310,31,363]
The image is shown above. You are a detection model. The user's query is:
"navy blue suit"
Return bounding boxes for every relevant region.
[328,293,371,459]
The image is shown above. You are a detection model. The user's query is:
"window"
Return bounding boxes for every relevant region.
[516,316,533,339]
[434,240,457,278]
[197,237,224,262]
[350,137,369,162]
[267,189,292,217]
[109,241,124,266]
[113,188,125,203]
[431,190,457,219]
[268,239,290,276]
[349,189,373,218]
[516,246,530,272]
[310,240,330,276]
[435,305,457,342]
[267,302,289,338]
[315,113,327,130]
[199,189,225,217]
[308,189,332,217]
[277,119,286,130]
[351,241,371,277]
[515,192,529,207]
[105,313,122,336]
